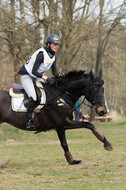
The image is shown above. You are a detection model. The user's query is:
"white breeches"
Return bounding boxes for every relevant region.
[21,75,37,101]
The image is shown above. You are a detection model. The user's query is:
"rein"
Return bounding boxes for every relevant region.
[64,91,93,111]
[41,82,93,111]
[39,76,104,111]
[40,85,74,108]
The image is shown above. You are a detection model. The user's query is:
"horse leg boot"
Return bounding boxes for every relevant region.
[26,97,36,131]
[92,128,113,151]
[56,128,83,165]
[65,119,113,151]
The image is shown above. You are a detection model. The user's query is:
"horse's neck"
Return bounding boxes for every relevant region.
[66,78,90,103]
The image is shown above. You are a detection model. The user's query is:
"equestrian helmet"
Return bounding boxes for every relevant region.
[46,34,61,45]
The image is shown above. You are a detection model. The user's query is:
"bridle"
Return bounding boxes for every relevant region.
[86,82,105,107]
[71,82,105,111]
[42,79,105,112]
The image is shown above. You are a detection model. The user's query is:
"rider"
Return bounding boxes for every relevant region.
[18,34,61,131]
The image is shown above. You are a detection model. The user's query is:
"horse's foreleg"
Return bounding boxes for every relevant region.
[56,128,83,165]
[92,128,113,151]
[65,119,113,151]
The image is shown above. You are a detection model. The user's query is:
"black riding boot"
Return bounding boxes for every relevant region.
[26,97,36,131]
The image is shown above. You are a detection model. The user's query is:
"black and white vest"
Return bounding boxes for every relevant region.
[25,47,56,78]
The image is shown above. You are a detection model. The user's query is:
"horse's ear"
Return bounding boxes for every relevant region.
[90,70,95,81]
[99,69,102,79]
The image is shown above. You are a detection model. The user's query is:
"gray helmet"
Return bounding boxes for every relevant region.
[46,34,61,45]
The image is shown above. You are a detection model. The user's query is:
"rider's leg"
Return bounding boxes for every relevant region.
[21,75,37,130]
[26,97,37,130]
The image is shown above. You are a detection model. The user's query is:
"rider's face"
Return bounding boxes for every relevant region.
[49,43,59,52]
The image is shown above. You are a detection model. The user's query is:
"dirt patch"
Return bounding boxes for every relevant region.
[108,111,126,121]
[4,139,24,146]
[0,157,10,168]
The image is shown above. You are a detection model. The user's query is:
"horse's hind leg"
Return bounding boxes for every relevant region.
[56,128,83,165]
[65,119,113,151]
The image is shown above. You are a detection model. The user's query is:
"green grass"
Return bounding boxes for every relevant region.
[0,121,126,190]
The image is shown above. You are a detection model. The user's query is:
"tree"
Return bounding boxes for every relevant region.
[95,0,126,75]
[83,0,126,120]
[0,0,126,115]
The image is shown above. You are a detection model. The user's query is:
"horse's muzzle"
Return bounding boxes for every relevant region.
[96,106,107,116]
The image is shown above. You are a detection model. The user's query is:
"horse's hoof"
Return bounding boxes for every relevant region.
[104,144,113,151]
[70,160,84,165]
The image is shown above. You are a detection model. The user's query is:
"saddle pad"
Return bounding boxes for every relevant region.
[11,88,46,112]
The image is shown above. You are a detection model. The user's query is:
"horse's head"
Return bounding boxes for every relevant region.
[54,69,107,116]
[84,69,107,116]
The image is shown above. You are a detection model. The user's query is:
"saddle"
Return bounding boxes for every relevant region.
[11,83,24,94]
[9,79,46,110]
[9,79,65,112]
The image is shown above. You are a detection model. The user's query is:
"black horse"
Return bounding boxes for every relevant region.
[0,69,113,165]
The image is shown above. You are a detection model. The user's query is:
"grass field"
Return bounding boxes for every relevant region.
[0,121,126,190]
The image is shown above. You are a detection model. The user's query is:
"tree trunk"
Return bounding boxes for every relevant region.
[9,0,17,82]
[39,0,45,46]
[90,0,104,121]
[19,0,25,24]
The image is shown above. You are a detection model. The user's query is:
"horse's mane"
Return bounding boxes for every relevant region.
[53,69,104,88]
[64,70,85,78]
[55,70,89,85]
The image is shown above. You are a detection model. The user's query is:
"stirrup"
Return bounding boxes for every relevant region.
[26,120,36,131]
